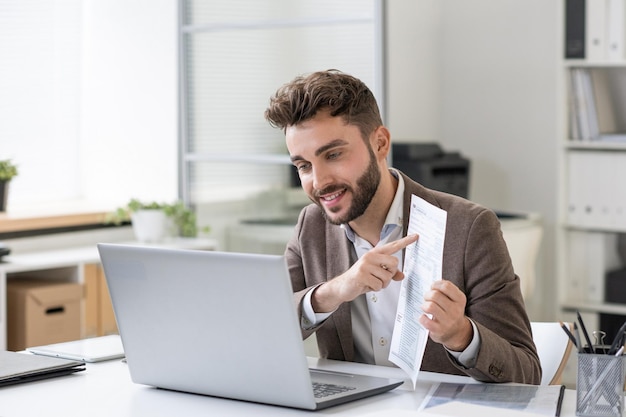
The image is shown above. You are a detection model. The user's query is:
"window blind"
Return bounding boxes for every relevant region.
[180,0,383,205]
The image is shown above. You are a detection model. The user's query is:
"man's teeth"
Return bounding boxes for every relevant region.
[323,191,342,201]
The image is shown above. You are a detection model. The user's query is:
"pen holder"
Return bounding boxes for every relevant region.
[576,353,625,417]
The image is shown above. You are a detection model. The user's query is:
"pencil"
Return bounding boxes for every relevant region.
[559,321,578,350]
[577,311,594,353]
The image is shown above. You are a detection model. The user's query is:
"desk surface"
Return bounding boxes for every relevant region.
[0,356,578,417]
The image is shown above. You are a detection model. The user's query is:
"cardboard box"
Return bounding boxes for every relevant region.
[7,279,82,351]
[83,263,118,338]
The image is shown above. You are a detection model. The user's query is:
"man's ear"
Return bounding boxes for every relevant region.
[373,126,391,155]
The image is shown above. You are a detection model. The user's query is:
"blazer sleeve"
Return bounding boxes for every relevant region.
[284,205,322,340]
[453,208,541,384]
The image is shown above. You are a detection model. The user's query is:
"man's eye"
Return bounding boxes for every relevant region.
[328,152,341,160]
[296,163,311,172]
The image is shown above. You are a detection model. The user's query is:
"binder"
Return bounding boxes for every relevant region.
[568,150,626,230]
[570,68,593,140]
[567,151,591,226]
[565,0,586,58]
[607,0,625,61]
[581,69,600,140]
[566,0,626,62]
[566,230,588,302]
[569,69,583,140]
[586,0,608,62]
[568,68,601,141]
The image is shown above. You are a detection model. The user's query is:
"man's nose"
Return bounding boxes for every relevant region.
[311,165,332,191]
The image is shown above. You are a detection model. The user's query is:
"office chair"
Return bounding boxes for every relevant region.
[500,219,543,299]
[531,321,575,385]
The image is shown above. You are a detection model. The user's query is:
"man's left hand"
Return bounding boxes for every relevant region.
[419,280,473,352]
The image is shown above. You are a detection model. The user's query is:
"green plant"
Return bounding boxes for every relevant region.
[0,159,18,182]
[106,198,210,237]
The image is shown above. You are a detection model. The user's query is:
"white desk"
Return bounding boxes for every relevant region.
[0,356,579,417]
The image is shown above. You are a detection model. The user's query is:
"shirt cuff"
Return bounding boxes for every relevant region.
[301,285,334,330]
[446,319,481,368]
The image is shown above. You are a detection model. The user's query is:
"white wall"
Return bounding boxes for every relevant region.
[387,0,561,320]
[386,0,442,141]
[72,0,560,319]
[80,0,179,208]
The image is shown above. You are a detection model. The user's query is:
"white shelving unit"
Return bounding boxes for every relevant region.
[557,51,626,386]
[558,60,626,335]
[0,238,217,350]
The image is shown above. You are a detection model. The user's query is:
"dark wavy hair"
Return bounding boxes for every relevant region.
[264,69,383,141]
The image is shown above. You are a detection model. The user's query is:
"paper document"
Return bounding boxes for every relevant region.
[419,383,565,417]
[388,194,447,387]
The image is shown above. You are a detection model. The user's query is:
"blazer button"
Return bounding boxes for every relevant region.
[488,364,503,378]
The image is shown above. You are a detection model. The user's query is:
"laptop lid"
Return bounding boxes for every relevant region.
[97,243,402,410]
[0,351,85,387]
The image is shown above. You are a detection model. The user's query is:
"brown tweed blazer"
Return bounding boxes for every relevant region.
[285,171,541,384]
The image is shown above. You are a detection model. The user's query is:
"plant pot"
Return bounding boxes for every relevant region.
[130,209,169,242]
[0,181,8,212]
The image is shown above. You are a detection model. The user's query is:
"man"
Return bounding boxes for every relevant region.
[264,69,540,384]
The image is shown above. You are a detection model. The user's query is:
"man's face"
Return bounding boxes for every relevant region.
[286,111,381,225]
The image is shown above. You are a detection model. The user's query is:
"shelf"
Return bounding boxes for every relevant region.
[565,141,626,151]
[0,211,109,234]
[564,224,626,233]
[565,60,626,68]
[562,302,626,316]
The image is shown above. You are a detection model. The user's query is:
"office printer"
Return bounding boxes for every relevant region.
[391,143,470,198]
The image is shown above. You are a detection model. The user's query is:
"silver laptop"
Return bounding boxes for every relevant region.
[97,243,403,410]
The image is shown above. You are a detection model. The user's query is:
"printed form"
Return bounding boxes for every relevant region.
[388,194,447,387]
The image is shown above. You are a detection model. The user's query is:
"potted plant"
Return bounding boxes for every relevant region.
[107,198,209,242]
[0,159,18,212]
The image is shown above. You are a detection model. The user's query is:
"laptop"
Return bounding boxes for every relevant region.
[28,334,125,363]
[97,243,403,410]
[0,350,85,387]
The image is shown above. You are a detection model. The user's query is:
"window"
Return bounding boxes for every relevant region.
[1,1,179,215]
[1,0,383,218]
[180,0,384,206]
[0,0,82,206]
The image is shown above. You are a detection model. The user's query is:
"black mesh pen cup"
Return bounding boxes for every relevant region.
[576,353,625,417]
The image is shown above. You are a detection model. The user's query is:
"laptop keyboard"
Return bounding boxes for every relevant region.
[312,382,356,398]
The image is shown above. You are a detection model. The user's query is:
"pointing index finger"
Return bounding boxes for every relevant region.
[379,234,419,255]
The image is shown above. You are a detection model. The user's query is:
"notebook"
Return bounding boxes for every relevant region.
[0,350,85,387]
[97,243,403,410]
[28,335,125,363]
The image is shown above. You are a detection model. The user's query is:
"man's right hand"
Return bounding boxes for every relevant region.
[311,234,419,313]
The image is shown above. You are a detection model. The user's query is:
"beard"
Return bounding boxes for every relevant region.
[314,148,381,225]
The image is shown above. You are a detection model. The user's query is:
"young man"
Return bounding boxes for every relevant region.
[264,70,540,384]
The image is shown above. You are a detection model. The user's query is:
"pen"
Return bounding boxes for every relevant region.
[607,320,626,355]
[559,321,578,350]
[574,322,582,354]
[577,311,594,353]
